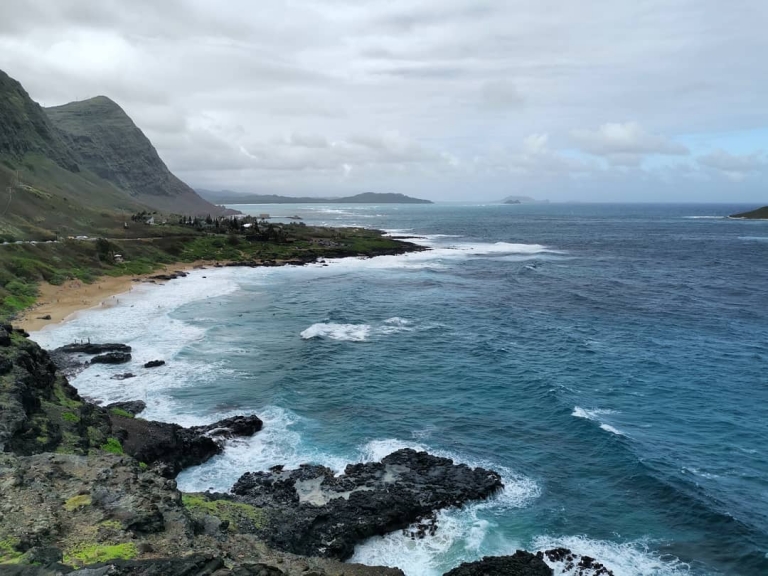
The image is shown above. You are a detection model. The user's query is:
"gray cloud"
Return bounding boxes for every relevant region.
[697,150,766,181]
[0,0,766,201]
[571,122,689,157]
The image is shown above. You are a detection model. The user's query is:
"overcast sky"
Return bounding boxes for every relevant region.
[1,0,766,202]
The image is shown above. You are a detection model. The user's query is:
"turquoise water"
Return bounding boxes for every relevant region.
[33,203,768,575]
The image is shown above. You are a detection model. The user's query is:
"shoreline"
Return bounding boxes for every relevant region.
[15,260,213,332]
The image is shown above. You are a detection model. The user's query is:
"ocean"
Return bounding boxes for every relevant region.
[30,203,768,576]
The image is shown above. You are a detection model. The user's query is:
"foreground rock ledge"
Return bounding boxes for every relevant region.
[227,448,504,560]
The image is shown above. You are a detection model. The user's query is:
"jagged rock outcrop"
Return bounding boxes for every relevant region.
[0,325,112,455]
[46,96,232,216]
[443,551,553,576]
[229,448,503,560]
[111,414,264,477]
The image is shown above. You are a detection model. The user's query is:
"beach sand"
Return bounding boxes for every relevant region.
[16,261,211,332]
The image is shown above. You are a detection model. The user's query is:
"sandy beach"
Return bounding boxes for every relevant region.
[15,261,212,332]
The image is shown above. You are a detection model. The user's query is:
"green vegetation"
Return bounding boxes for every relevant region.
[64,494,92,511]
[182,493,266,531]
[100,437,123,455]
[63,542,137,566]
[109,408,134,419]
[62,411,80,423]
[1,222,417,322]
[0,537,22,564]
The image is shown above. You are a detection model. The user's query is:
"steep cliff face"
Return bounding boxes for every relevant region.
[46,97,228,215]
[0,70,79,172]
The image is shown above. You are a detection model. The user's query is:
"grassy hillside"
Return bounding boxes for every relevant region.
[46,97,230,216]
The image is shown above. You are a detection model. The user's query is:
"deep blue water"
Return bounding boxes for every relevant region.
[35,203,768,575]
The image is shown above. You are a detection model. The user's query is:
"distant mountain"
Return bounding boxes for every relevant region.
[730,206,768,219]
[197,190,433,205]
[46,97,229,216]
[500,195,548,204]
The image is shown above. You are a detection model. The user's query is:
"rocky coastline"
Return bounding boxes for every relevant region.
[0,327,613,575]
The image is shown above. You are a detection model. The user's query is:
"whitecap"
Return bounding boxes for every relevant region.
[300,322,371,341]
[532,535,690,576]
[600,424,625,436]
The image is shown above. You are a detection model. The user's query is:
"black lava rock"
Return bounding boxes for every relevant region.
[230,448,503,560]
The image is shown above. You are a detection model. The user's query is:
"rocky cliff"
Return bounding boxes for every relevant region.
[0,70,79,173]
[46,97,228,216]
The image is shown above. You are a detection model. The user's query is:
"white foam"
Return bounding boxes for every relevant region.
[571,407,615,421]
[351,510,494,576]
[533,535,690,576]
[300,318,417,341]
[300,322,372,341]
[682,216,723,220]
[573,407,626,437]
[176,405,350,493]
[351,437,541,575]
[600,424,625,436]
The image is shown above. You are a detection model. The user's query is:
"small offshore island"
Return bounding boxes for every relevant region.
[730,205,768,219]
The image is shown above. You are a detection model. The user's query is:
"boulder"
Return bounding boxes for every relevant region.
[105,400,147,416]
[230,448,503,560]
[110,372,136,381]
[91,352,132,364]
[144,360,166,368]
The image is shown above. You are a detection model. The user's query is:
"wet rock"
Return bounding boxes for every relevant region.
[143,360,165,368]
[105,400,146,416]
[543,548,615,576]
[91,351,132,365]
[443,551,553,576]
[110,372,136,381]
[111,414,263,477]
[56,343,132,355]
[230,448,503,560]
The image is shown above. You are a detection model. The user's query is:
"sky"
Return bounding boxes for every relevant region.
[0,0,766,202]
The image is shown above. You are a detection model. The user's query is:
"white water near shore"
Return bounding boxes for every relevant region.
[28,236,695,576]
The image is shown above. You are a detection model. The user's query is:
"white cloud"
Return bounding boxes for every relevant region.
[571,122,689,159]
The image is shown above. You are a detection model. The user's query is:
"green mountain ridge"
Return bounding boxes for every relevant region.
[197,190,433,204]
[0,68,229,243]
[46,96,227,215]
